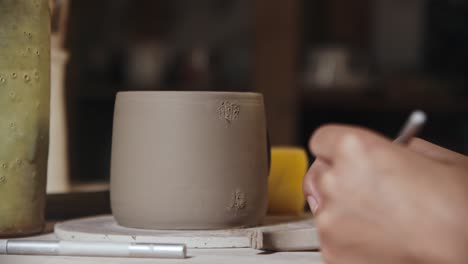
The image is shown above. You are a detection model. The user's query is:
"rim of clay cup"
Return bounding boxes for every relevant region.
[116,91,264,102]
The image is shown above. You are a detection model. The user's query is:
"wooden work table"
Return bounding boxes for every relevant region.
[0,233,323,264]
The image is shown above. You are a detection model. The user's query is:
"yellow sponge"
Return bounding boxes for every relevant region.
[267,147,309,215]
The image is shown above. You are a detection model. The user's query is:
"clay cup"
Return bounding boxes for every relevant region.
[110,91,269,230]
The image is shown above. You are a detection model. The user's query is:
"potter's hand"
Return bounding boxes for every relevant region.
[303,125,468,264]
[303,131,468,211]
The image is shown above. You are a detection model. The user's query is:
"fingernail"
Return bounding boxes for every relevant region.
[307,195,319,214]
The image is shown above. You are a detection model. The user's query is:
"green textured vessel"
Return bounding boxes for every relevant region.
[0,0,50,237]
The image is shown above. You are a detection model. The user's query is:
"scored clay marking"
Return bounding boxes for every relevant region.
[228,189,247,211]
[218,101,240,124]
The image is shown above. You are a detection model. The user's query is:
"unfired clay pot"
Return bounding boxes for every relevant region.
[110,91,269,230]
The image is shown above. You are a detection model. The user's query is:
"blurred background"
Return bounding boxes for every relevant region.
[53,0,468,183]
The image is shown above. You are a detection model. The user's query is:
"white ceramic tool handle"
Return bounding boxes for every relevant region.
[2,240,186,259]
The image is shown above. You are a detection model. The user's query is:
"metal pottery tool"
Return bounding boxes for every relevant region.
[394,110,427,145]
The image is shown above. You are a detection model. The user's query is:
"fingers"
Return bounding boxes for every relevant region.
[305,167,338,215]
[408,138,467,165]
[314,136,364,203]
[305,130,370,214]
[303,158,330,213]
[308,133,374,215]
[309,124,391,163]
[316,170,339,203]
